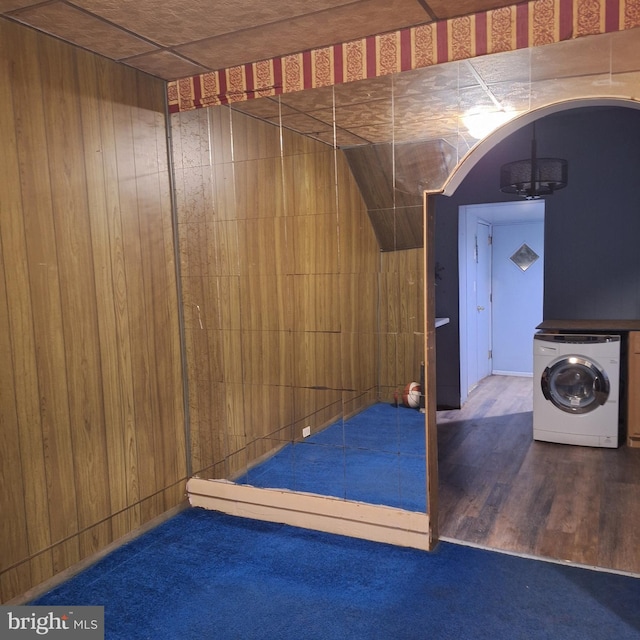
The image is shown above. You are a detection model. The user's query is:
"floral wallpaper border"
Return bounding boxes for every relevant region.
[167,0,640,113]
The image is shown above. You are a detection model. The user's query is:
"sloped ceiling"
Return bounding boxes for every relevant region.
[0,0,516,81]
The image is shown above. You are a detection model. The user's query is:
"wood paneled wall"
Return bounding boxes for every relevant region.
[379,249,425,399]
[0,18,426,602]
[171,106,384,480]
[0,20,186,603]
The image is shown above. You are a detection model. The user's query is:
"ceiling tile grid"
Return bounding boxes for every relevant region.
[0,0,548,83]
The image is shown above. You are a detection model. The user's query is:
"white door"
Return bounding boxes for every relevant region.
[476,221,492,381]
[492,221,544,375]
[459,201,545,404]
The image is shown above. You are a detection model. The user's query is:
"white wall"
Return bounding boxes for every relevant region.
[492,220,544,375]
[458,201,544,403]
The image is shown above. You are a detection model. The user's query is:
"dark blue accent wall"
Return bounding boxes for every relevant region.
[434,106,640,407]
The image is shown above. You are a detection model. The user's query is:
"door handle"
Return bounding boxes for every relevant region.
[477,306,485,311]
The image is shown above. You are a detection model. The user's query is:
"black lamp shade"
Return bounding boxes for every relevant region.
[500,122,568,199]
[500,157,568,199]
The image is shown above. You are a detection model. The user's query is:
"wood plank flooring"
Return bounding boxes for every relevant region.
[437,375,640,574]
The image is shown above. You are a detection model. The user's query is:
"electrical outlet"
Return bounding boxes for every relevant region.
[302,426,311,438]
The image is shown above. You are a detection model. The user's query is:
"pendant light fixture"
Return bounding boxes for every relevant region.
[500,122,568,199]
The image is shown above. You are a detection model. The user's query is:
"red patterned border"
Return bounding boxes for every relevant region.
[167,0,640,113]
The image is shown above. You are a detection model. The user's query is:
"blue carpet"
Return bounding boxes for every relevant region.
[238,403,427,512]
[32,508,640,639]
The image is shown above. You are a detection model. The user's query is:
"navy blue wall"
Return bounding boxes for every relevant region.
[433,106,640,407]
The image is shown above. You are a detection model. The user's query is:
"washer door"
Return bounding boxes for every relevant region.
[541,356,610,414]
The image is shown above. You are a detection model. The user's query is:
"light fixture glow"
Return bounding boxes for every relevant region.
[462,107,514,140]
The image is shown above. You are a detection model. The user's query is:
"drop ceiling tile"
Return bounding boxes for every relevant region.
[529,74,615,110]
[531,35,612,81]
[123,50,210,81]
[230,97,296,119]
[334,128,373,146]
[174,0,431,71]
[279,86,336,112]
[394,116,459,143]
[172,27,300,72]
[393,91,460,122]
[611,27,640,74]
[458,84,502,112]
[467,48,532,84]
[392,62,463,98]
[424,0,516,20]
[341,122,396,144]
[485,81,532,113]
[9,2,158,59]
[279,112,334,135]
[334,76,393,107]
[336,100,393,130]
[69,0,365,48]
[0,0,43,9]
[277,76,394,127]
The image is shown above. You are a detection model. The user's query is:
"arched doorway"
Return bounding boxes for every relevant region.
[425,98,640,573]
[442,97,640,196]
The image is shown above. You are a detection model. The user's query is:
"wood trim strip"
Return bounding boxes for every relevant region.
[166,0,640,113]
[423,192,439,545]
[187,478,432,551]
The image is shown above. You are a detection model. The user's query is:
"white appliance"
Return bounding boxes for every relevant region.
[533,332,621,448]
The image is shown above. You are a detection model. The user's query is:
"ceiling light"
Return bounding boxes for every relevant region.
[500,122,568,199]
[462,107,514,140]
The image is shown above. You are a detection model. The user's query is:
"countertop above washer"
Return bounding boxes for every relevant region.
[537,319,640,332]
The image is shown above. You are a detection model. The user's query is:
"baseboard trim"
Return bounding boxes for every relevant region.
[9,502,190,604]
[187,478,432,551]
[492,370,533,377]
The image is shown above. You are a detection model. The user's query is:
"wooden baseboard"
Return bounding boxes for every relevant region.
[8,502,189,604]
[187,478,433,551]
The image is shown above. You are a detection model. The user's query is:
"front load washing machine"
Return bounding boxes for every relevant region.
[533,332,621,448]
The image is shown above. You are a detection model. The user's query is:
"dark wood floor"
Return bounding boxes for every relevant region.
[436,375,640,575]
